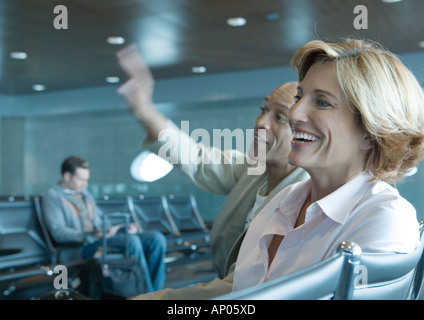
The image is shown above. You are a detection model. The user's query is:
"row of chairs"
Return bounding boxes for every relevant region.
[0,196,51,272]
[216,222,424,300]
[0,193,210,299]
[0,196,66,299]
[3,194,423,300]
[95,194,211,258]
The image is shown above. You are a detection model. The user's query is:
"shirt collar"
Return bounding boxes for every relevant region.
[314,172,374,224]
[276,180,312,228]
[58,182,84,196]
[63,189,80,196]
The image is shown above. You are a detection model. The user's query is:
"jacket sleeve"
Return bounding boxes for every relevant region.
[131,271,234,300]
[42,188,85,244]
[141,120,249,195]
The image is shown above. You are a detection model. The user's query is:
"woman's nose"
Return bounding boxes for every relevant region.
[289,99,309,124]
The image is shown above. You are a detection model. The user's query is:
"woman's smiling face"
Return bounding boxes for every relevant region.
[288,62,373,180]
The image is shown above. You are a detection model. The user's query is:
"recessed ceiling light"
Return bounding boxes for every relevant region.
[32,84,46,92]
[226,17,247,27]
[381,0,402,3]
[418,41,424,48]
[107,36,125,45]
[191,66,207,74]
[10,51,28,60]
[105,76,120,83]
[265,12,280,21]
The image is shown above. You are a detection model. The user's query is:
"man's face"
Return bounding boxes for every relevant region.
[249,82,297,165]
[63,167,90,193]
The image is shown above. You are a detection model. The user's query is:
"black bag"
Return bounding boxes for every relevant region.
[82,213,147,299]
[94,255,146,299]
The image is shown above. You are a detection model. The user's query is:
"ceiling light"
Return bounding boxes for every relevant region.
[32,84,46,92]
[191,66,207,74]
[418,41,424,48]
[105,76,120,83]
[10,51,28,60]
[226,17,247,27]
[107,36,125,45]
[265,13,281,21]
[381,0,402,3]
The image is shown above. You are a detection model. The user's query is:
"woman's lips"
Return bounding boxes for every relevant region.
[291,128,320,146]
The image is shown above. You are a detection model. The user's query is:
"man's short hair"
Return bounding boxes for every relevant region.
[61,156,89,176]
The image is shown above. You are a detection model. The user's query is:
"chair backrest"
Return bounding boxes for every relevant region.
[95,195,135,231]
[406,220,424,300]
[0,196,51,271]
[95,195,131,215]
[216,237,424,300]
[215,242,361,300]
[165,194,208,234]
[127,195,180,236]
[348,220,424,300]
[33,196,57,263]
[351,240,423,300]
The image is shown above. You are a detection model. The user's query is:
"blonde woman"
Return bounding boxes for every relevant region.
[233,38,424,292]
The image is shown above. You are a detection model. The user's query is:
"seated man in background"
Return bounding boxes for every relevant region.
[116,45,309,299]
[42,155,167,293]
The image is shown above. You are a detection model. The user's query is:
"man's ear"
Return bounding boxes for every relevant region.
[63,171,71,181]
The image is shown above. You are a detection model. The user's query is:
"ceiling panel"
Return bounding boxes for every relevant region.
[0,0,423,95]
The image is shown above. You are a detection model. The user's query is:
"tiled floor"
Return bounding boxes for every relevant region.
[0,246,219,300]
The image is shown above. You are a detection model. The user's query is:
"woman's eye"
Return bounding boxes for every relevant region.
[316,100,332,108]
[260,107,267,114]
[294,95,301,102]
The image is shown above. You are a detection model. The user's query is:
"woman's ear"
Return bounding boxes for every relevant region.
[361,133,375,150]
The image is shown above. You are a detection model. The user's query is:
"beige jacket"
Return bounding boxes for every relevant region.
[136,121,309,299]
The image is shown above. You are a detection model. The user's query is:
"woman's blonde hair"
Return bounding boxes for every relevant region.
[291,38,424,183]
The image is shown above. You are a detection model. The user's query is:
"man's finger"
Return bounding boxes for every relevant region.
[116,43,154,85]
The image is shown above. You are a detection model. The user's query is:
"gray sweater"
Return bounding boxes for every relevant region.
[42,183,103,245]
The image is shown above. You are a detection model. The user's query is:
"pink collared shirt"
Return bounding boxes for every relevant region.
[233,173,420,292]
